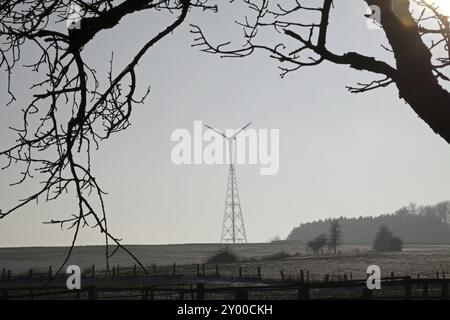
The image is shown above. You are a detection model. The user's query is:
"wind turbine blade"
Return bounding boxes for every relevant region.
[230,122,252,139]
[204,123,227,139]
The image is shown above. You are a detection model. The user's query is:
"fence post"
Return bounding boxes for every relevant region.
[7,270,11,281]
[112,267,116,278]
[235,289,248,300]
[404,276,412,300]
[142,287,149,300]
[92,265,95,279]
[300,270,304,283]
[423,283,428,299]
[343,273,347,281]
[1,289,8,300]
[88,286,97,300]
[133,264,137,277]
[298,283,310,300]
[280,270,285,281]
[197,283,205,300]
[117,265,120,278]
[443,271,446,279]
[173,263,176,277]
[442,281,449,299]
[48,266,53,279]
[349,272,352,281]
[390,272,395,281]
[306,271,310,283]
[2,268,5,281]
[196,264,200,277]
[257,266,262,280]
[153,265,156,277]
[29,268,33,281]
[362,288,373,299]
[324,274,330,282]
[239,267,242,278]
[215,264,219,277]
[202,264,205,278]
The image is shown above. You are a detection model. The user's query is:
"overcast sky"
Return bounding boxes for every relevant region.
[2,0,450,247]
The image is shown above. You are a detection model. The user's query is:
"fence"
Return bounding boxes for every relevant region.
[1,276,449,300]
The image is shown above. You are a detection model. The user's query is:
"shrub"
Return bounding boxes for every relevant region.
[373,225,403,251]
[260,251,292,261]
[206,246,239,264]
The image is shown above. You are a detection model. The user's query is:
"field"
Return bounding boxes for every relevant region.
[1,243,450,281]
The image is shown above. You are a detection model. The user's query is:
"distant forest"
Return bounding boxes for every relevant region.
[287,201,450,245]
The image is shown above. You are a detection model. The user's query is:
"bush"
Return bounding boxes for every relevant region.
[206,246,239,264]
[373,225,403,251]
[260,251,292,261]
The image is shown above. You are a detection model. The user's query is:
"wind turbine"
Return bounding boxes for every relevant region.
[204,122,251,244]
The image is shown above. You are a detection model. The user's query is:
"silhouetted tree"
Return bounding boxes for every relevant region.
[0,0,216,282]
[328,219,342,253]
[373,225,403,251]
[307,233,328,254]
[193,0,450,144]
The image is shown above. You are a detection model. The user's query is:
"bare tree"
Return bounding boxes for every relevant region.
[191,0,450,144]
[328,219,342,253]
[0,0,216,283]
[307,233,328,254]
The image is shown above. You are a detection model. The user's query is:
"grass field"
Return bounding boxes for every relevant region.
[1,243,450,281]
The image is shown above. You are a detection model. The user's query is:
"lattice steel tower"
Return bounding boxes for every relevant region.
[204,122,251,244]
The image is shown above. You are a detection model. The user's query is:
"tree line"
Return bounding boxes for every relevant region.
[289,201,450,245]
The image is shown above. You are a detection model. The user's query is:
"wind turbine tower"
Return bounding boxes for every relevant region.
[204,122,251,244]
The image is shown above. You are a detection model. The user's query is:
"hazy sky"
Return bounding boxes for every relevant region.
[2,1,450,247]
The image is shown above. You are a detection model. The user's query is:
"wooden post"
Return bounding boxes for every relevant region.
[196,264,200,277]
[298,283,310,300]
[2,268,5,281]
[442,271,446,279]
[215,264,219,277]
[362,288,373,299]
[235,289,248,300]
[202,264,205,277]
[173,263,176,277]
[92,265,95,279]
[112,267,116,278]
[190,284,194,300]
[324,274,330,282]
[7,270,11,281]
[197,283,205,300]
[343,273,347,281]
[29,268,33,281]
[153,265,156,277]
[423,283,428,299]
[404,276,412,300]
[239,267,242,278]
[442,281,449,299]
[390,272,395,281]
[349,272,352,281]
[142,287,149,300]
[88,286,97,300]
[133,264,137,277]
[436,272,440,279]
[306,270,310,283]
[117,265,120,278]
[300,270,304,283]
[48,266,53,279]
[417,273,420,279]
[280,270,285,281]
[257,266,261,280]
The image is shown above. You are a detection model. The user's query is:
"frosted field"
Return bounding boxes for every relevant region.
[1,243,450,280]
